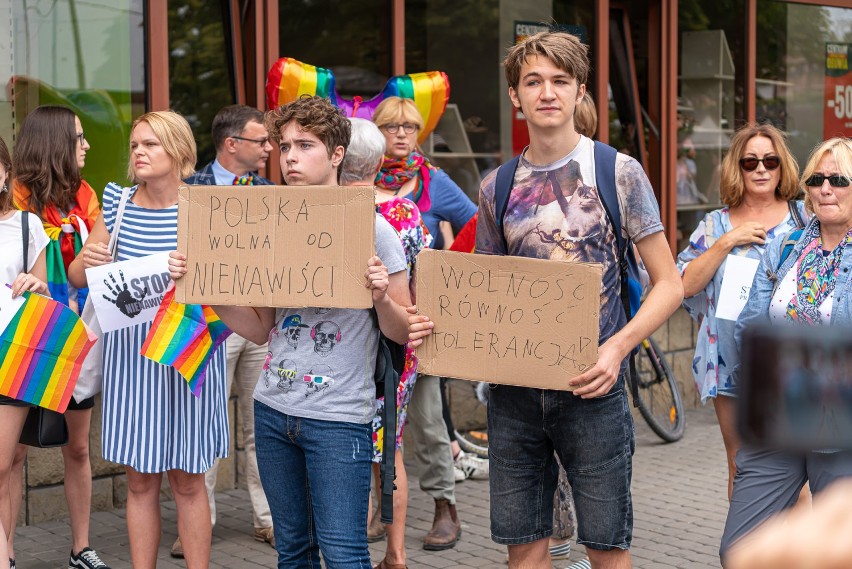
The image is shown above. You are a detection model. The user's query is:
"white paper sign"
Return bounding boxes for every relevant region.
[716,255,761,321]
[0,285,26,338]
[85,253,171,333]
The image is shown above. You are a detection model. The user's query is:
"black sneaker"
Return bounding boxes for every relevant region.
[69,548,110,569]
[9,559,15,569]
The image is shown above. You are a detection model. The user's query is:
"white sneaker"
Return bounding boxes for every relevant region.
[453,465,467,482]
[454,449,489,480]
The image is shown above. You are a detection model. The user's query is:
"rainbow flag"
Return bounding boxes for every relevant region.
[0,292,97,412]
[140,287,231,397]
[266,57,450,144]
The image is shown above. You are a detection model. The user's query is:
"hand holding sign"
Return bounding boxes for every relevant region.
[364,256,389,302]
[406,305,432,348]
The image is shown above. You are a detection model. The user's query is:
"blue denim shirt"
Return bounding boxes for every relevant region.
[735,217,852,347]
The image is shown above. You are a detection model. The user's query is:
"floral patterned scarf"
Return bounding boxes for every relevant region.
[375,152,433,213]
[786,220,852,325]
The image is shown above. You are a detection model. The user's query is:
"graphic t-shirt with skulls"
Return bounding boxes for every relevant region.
[254,214,407,424]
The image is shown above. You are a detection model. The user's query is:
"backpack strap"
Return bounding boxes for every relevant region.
[769,228,804,297]
[21,211,29,272]
[779,229,803,266]
[788,200,805,230]
[494,155,521,253]
[593,141,640,406]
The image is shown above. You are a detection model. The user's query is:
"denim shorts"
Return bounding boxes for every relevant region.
[487,380,635,551]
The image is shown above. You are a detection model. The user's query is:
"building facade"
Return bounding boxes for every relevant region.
[1,0,851,522]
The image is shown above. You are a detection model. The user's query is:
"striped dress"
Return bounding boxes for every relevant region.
[100,183,228,473]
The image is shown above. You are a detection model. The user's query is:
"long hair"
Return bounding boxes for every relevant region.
[14,106,81,215]
[0,136,12,213]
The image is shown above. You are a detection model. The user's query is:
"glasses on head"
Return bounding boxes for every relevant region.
[739,156,781,172]
[76,132,86,145]
[804,174,851,188]
[381,123,418,135]
[232,135,270,147]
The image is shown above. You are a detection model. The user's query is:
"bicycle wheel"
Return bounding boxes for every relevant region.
[454,428,489,458]
[632,337,685,442]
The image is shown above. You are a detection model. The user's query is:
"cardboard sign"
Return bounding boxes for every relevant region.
[86,252,171,332]
[716,255,760,321]
[416,250,601,389]
[175,185,375,308]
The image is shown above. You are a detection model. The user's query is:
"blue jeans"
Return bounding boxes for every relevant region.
[254,400,372,568]
[487,381,635,551]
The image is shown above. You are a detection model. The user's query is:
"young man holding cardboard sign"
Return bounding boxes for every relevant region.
[170,96,411,568]
[409,31,683,569]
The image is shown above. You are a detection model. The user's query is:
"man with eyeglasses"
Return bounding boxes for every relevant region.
[173,104,275,558]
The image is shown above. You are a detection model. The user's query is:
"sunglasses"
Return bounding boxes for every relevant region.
[804,174,851,188]
[739,156,780,172]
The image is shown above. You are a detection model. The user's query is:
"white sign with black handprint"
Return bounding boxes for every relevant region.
[85,252,170,332]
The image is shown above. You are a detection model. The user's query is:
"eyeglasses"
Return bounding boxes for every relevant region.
[76,132,86,145]
[739,156,781,171]
[232,136,270,146]
[804,174,851,188]
[381,123,418,134]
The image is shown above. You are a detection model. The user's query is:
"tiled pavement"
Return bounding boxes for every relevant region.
[14,407,728,568]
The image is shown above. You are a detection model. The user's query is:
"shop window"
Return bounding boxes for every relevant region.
[676,0,746,250]
[169,0,236,167]
[755,2,852,165]
[405,0,593,202]
[278,0,392,98]
[7,0,145,194]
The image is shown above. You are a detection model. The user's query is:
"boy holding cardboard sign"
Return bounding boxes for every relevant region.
[409,31,683,569]
[170,96,411,568]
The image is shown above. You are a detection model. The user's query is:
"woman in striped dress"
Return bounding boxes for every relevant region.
[69,112,228,569]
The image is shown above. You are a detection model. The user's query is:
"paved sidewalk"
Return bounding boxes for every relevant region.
[14,407,727,568]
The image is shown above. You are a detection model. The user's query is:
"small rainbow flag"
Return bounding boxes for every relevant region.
[140,287,231,397]
[0,292,97,412]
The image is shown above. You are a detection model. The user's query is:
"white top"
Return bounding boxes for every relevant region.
[770,257,834,324]
[0,210,49,286]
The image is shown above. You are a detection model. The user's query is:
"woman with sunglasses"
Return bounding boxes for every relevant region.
[676,123,805,500]
[719,137,852,565]
[11,106,109,569]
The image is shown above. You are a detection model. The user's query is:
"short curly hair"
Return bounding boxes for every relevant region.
[264,95,351,159]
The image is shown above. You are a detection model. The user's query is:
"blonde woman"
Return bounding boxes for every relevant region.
[69,112,228,569]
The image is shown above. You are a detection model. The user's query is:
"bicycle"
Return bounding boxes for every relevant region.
[453,336,685,457]
[630,336,685,442]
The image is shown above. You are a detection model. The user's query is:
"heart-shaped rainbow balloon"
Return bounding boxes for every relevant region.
[266,57,450,144]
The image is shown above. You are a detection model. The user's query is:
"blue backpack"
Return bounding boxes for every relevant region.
[493,141,642,404]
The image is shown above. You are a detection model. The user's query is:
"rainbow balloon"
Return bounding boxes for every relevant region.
[266,57,450,144]
[0,292,97,412]
[141,287,231,397]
